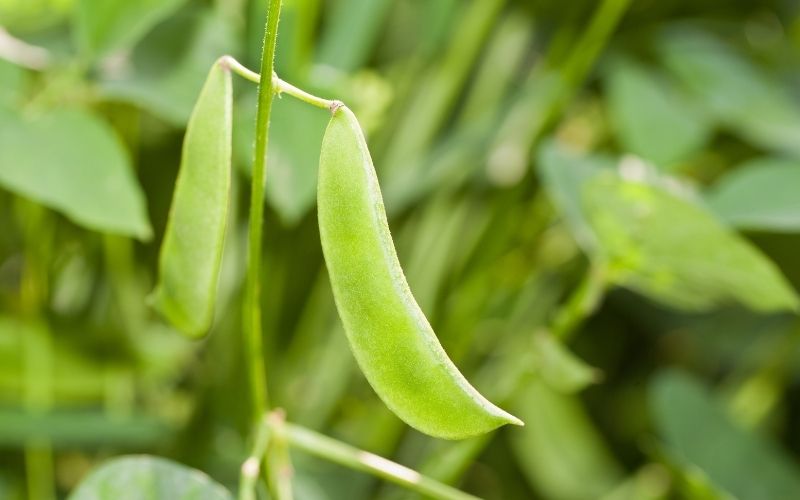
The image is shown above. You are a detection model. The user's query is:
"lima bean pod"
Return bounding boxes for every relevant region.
[150,60,233,337]
[318,105,523,439]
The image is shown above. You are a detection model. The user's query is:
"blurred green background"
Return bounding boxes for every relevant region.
[2,0,800,498]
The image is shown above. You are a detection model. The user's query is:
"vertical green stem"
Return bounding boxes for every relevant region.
[16,200,55,500]
[266,411,294,500]
[239,415,272,500]
[551,263,608,341]
[244,0,282,426]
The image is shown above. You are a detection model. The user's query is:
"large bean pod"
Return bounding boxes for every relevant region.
[150,60,233,337]
[318,105,523,439]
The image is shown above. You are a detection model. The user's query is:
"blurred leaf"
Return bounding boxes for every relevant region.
[599,465,671,500]
[274,0,321,79]
[656,27,800,158]
[0,107,151,239]
[266,96,329,224]
[510,377,623,500]
[69,455,231,499]
[532,330,601,393]
[707,157,800,232]
[0,410,170,447]
[0,59,25,109]
[651,370,800,500]
[0,0,73,32]
[235,91,329,225]
[536,139,615,253]
[605,57,712,168]
[50,251,95,314]
[0,316,109,403]
[316,0,393,72]
[100,11,235,126]
[73,0,187,60]
[582,171,799,312]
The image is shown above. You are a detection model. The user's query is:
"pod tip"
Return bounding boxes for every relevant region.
[507,414,525,427]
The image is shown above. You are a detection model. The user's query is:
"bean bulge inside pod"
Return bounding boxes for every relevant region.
[317,105,523,439]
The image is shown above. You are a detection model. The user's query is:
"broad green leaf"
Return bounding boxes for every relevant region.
[510,378,623,499]
[0,108,151,239]
[531,330,601,393]
[150,61,232,338]
[707,158,800,232]
[69,455,232,500]
[651,370,800,500]
[100,12,235,126]
[73,0,187,60]
[605,57,712,168]
[0,59,25,109]
[656,28,800,158]
[582,172,799,312]
[536,139,614,253]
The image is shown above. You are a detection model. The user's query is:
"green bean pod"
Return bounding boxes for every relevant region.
[318,105,523,439]
[150,60,233,337]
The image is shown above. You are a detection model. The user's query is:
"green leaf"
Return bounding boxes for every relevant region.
[0,315,107,403]
[69,455,232,500]
[651,370,800,500]
[510,378,623,500]
[0,59,25,109]
[316,0,393,72]
[539,141,798,312]
[656,28,800,158]
[531,330,601,393]
[234,91,329,225]
[150,60,232,338]
[0,0,73,32]
[605,57,712,168]
[73,0,188,60]
[536,140,614,254]
[582,171,799,312]
[707,157,800,232]
[100,12,235,126]
[0,107,151,239]
[266,96,330,224]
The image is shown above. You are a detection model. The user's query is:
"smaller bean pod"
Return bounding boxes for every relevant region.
[150,59,233,338]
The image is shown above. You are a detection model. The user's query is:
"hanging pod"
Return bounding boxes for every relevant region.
[150,59,233,338]
[317,105,523,439]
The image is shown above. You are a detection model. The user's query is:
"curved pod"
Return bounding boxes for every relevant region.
[150,60,233,337]
[318,106,522,439]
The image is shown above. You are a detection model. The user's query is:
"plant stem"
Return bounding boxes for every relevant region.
[16,201,55,500]
[274,77,343,112]
[239,415,272,500]
[283,422,479,500]
[550,263,608,342]
[220,56,261,83]
[0,27,51,70]
[265,411,294,500]
[726,322,800,428]
[219,55,341,112]
[243,0,282,430]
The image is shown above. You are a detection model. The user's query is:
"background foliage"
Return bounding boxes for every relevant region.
[1,0,800,498]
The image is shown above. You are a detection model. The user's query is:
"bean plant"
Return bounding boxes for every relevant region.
[2,0,800,499]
